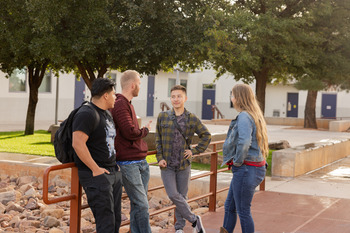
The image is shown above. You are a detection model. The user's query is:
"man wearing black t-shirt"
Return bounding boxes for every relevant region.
[72,78,121,233]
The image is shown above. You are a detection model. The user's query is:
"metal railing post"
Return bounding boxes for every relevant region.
[259,178,266,191]
[209,144,218,212]
[69,166,82,233]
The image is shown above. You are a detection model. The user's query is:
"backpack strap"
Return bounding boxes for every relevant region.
[85,102,100,131]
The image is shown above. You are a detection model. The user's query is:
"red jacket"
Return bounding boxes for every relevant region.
[111,94,149,161]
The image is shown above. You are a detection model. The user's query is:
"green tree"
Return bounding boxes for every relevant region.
[294,0,350,128]
[30,0,219,89]
[205,0,318,113]
[0,0,50,135]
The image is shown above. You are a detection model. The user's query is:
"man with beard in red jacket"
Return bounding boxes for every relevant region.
[111,70,152,233]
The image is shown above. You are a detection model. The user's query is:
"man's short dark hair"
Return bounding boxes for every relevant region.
[91,78,115,98]
[170,85,187,95]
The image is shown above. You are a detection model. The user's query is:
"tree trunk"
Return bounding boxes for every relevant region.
[24,63,48,135]
[253,67,268,114]
[304,90,318,129]
[75,61,108,90]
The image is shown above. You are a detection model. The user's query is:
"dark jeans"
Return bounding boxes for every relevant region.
[223,165,266,233]
[78,167,122,233]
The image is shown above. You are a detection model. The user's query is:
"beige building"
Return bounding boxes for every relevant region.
[0,68,349,128]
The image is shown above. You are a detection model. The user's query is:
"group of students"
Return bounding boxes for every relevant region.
[72,70,268,233]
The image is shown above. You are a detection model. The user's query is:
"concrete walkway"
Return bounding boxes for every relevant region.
[161,156,350,233]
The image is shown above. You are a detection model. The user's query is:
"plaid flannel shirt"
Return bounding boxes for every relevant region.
[155,109,211,170]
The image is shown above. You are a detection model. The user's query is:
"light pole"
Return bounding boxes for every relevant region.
[55,76,59,125]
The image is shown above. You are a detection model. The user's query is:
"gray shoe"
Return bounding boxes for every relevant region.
[192,215,206,233]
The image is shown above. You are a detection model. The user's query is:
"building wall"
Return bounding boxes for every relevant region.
[1,68,350,128]
[0,71,75,124]
[265,84,298,118]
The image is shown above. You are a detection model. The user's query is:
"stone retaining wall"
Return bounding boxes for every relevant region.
[265,117,332,129]
[272,138,350,177]
[329,120,350,132]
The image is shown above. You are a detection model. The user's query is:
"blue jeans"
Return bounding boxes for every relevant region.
[119,160,151,233]
[223,165,266,233]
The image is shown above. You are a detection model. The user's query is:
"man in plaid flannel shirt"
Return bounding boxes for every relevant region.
[155,85,211,233]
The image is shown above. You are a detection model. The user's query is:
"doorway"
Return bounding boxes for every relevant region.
[202,84,216,120]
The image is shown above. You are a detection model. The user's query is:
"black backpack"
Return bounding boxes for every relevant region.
[54,102,100,163]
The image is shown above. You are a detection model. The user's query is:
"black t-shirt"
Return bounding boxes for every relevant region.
[72,103,116,170]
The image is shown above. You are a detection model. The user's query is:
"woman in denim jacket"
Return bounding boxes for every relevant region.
[220,84,268,233]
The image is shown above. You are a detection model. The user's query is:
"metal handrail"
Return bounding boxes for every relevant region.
[43,162,82,233]
[42,140,265,232]
[160,102,170,111]
[212,105,225,119]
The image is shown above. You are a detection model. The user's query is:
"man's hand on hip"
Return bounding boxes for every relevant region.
[158,159,167,168]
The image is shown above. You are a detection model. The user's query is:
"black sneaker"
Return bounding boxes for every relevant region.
[192,215,206,233]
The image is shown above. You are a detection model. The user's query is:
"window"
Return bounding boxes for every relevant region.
[168,78,188,96]
[39,71,52,93]
[203,84,215,89]
[9,69,26,92]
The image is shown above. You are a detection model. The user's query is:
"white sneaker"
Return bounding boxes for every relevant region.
[175,230,184,233]
[192,215,206,233]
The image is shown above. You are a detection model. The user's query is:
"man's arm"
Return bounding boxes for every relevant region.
[111,101,148,140]
[155,113,166,167]
[72,131,109,176]
[191,116,212,155]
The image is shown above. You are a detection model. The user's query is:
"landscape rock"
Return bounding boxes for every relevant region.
[148,196,161,209]
[268,140,291,150]
[193,207,209,215]
[17,176,37,186]
[9,215,20,228]
[0,173,215,232]
[6,202,24,213]
[25,198,39,210]
[41,209,64,219]
[0,190,16,205]
[151,226,163,233]
[0,202,5,214]
[24,187,37,196]
[49,228,64,233]
[43,216,60,228]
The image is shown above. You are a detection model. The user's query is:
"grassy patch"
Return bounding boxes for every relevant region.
[0,130,274,175]
[0,130,54,156]
[266,150,273,176]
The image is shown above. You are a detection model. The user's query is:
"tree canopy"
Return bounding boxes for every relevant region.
[294,0,350,128]
[1,0,222,133]
[30,0,220,88]
[205,0,321,113]
[0,0,50,135]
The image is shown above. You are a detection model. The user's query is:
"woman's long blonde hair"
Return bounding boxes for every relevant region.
[232,84,269,159]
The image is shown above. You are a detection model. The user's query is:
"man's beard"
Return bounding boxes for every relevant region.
[132,88,139,97]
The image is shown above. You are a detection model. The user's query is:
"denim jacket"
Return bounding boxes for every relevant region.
[222,111,264,167]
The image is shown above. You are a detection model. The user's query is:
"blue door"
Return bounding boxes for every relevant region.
[287,93,298,117]
[202,85,216,120]
[74,77,86,109]
[321,93,337,119]
[147,76,155,116]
